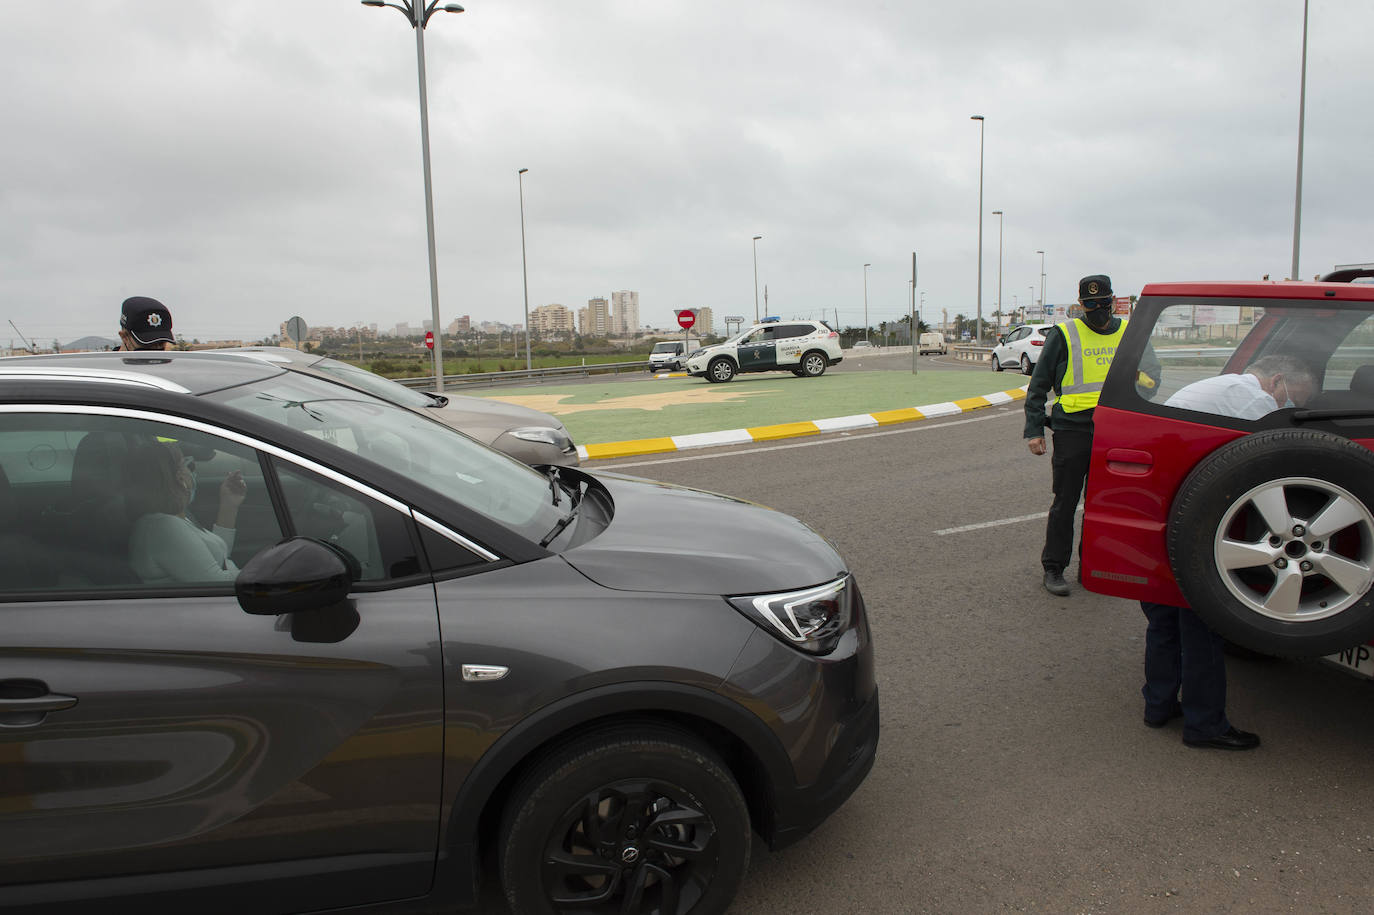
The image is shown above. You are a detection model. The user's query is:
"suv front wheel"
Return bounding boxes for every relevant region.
[499,726,751,915]
[708,358,736,383]
[1167,428,1374,656]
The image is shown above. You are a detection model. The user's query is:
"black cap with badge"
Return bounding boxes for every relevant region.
[1078,275,1113,307]
[120,296,175,346]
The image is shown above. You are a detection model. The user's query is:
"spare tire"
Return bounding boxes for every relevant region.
[1167,428,1374,657]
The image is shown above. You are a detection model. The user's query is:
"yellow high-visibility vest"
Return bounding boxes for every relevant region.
[1057,318,1127,413]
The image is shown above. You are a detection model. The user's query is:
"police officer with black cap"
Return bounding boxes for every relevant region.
[117,296,175,351]
[1023,275,1125,596]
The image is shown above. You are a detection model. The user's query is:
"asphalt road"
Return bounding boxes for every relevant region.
[566,405,1374,914]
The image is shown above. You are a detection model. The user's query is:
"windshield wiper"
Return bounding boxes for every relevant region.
[539,470,584,547]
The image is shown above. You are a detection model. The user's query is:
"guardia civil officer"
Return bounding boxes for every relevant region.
[116,296,175,351]
[1023,275,1123,596]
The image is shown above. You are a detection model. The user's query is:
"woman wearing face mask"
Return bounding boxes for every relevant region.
[127,441,248,584]
[1023,275,1145,597]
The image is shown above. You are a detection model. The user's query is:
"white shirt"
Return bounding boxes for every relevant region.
[1164,372,1278,420]
[130,513,239,585]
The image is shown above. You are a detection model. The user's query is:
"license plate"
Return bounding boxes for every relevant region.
[1323,642,1374,679]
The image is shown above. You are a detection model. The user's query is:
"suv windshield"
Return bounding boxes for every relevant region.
[205,372,565,542]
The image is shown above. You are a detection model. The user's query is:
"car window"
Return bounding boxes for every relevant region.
[205,372,565,544]
[1131,300,1374,419]
[274,462,422,582]
[779,324,813,339]
[309,357,434,410]
[0,411,282,594]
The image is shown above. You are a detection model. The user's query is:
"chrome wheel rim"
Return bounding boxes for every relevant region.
[1213,476,1374,622]
[804,354,824,375]
[710,361,732,382]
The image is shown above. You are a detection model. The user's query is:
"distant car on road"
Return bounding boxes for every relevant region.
[852,340,876,351]
[918,332,948,355]
[686,318,844,382]
[216,347,578,466]
[647,338,699,372]
[991,324,1054,375]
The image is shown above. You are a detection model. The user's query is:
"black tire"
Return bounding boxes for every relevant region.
[791,369,806,377]
[1167,428,1374,657]
[991,353,1003,372]
[708,358,736,384]
[499,726,751,915]
[800,350,827,377]
[1020,354,1032,375]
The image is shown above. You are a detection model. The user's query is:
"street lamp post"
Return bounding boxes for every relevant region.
[863,263,872,343]
[518,168,532,371]
[752,235,763,322]
[1036,249,1046,313]
[992,209,1003,331]
[971,115,985,344]
[1291,0,1310,281]
[362,0,465,394]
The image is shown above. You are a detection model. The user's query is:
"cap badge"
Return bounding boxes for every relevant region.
[147,314,162,327]
[1087,282,1100,295]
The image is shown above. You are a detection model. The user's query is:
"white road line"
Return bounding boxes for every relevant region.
[934,505,1083,536]
[934,512,1048,535]
[595,408,1018,469]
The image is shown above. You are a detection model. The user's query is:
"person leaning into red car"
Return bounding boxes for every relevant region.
[1136,354,1316,752]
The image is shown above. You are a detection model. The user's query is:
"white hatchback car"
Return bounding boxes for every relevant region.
[990,324,1055,375]
[686,318,844,382]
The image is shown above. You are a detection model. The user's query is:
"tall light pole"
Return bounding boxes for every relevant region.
[1291,0,1310,281]
[1029,285,1036,322]
[518,168,532,370]
[1036,249,1046,313]
[752,235,763,322]
[992,209,1004,329]
[971,115,985,344]
[362,0,465,394]
[863,263,872,343]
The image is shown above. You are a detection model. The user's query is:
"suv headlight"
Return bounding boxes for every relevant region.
[728,577,852,654]
[509,426,574,452]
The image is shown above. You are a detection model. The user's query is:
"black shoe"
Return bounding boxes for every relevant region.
[1143,705,1183,728]
[1183,727,1261,751]
[1042,569,1070,596]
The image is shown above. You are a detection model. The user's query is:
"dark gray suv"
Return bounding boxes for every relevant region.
[0,352,877,915]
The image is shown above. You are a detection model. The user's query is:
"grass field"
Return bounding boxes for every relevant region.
[460,369,1029,444]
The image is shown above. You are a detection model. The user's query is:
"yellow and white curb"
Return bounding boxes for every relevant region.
[577,385,1029,461]
[651,371,688,379]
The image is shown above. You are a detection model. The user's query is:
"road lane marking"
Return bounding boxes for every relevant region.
[934,505,1083,536]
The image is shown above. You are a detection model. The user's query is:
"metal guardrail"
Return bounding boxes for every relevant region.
[396,359,653,389]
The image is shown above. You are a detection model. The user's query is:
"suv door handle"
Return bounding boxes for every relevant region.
[1105,448,1154,475]
[0,681,78,728]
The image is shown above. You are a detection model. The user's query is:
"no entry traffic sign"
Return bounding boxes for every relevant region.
[425,331,435,350]
[676,310,696,330]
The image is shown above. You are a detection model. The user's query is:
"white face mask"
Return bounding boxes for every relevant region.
[1278,378,1295,409]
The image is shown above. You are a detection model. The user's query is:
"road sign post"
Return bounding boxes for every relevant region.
[676,310,696,359]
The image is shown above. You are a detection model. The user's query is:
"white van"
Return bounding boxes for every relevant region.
[648,339,700,372]
[918,332,947,355]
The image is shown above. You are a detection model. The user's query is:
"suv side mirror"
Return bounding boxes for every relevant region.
[236,537,358,615]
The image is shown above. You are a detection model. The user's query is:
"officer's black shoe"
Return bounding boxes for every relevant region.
[1183,727,1261,751]
[1042,569,1070,596]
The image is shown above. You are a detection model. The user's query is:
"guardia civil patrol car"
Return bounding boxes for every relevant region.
[686,317,844,383]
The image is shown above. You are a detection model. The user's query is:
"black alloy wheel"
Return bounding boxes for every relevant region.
[500,727,750,915]
[801,351,828,377]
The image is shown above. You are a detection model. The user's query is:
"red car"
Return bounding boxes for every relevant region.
[1081,268,1374,666]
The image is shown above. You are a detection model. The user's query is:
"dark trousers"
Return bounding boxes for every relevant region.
[1141,602,1229,741]
[1040,427,1092,574]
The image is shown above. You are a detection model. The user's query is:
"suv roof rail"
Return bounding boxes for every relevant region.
[1321,266,1374,283]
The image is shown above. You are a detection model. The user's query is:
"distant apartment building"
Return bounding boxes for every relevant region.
[529,303,575,338]
[393,323,414,338]
[587,297,611,337]
[612,290,639,336]
[577,306,589,335]
[446,315,471,335]
[692,306,714,335]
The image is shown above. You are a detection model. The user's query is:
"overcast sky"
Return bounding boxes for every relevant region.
[3,0,1371,345]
